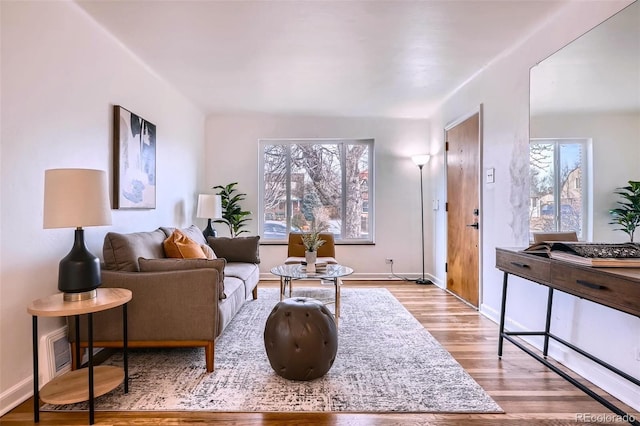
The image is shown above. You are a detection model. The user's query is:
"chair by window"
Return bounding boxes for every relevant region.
[285,233,338,265]
[532,231,578,244]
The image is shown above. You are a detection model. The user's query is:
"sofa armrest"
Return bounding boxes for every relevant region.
[68,269,219,343]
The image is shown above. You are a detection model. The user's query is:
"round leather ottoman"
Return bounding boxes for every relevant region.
[264,297,338,381]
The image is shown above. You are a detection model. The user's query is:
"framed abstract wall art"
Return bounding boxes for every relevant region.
[113,105,156,209]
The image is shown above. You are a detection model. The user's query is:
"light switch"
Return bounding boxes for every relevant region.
[486,168,495,184]
[432,199,439,211]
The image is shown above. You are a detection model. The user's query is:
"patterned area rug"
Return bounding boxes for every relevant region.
[43,287,502,413]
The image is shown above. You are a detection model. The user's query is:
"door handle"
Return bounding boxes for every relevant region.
[466,223,479,229]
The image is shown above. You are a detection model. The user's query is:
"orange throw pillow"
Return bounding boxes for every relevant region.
[163,229,207,259]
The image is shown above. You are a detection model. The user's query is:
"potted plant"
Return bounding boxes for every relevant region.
[609,180,640,242]
[213,182,251,237]
[300,220,328,270]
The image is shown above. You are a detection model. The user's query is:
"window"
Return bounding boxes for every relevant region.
[529,138,588,240]
[259,139,374,243]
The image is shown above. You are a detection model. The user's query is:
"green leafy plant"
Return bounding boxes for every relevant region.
[213,182,251,237]
[609,180,640,242]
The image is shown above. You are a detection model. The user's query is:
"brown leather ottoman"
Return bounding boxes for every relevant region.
[263,297,338,381]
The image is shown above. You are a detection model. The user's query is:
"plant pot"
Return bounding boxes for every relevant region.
[305,251,317,273]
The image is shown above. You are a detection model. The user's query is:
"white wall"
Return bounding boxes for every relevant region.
[205,114,433,281]
[0,1,205,414]
[531,112,640,242]
[427,0,639,410]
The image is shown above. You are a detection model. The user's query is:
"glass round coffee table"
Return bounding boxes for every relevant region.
[270,263,353,324]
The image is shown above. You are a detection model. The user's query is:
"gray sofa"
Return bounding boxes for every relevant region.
[68,225,260,372]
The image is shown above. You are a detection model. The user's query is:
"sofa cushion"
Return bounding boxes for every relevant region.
[225,262,260,299]
[163,229,207,259]
[201,244,217,259]
[160,225,207,246]
[224,262,259,282]
[207,236,261,264]
[217,276,245,336]
[103,228,167,272]
[138,257,227,299]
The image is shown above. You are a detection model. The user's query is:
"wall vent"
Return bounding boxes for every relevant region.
[39,326,71,386]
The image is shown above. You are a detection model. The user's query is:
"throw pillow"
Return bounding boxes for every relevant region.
[201,244,217,259]
[138,257,227,299]
[160,225,208,246]
[207,236,261,264]
[163,229,207,259]
[103,228,167,272]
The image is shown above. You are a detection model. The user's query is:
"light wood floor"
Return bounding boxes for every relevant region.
[2,281,636,425]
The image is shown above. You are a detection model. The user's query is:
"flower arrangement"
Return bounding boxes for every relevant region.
[301,231,326,252]
[300,220,329,252]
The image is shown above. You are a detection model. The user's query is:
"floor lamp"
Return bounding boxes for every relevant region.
[412,155,433,285]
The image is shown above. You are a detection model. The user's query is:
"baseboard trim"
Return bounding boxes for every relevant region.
[0,375,31,417]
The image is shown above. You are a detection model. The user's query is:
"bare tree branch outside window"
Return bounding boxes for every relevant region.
[529,139,586,239]
[260,139,373,242]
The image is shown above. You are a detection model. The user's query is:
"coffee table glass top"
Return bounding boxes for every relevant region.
[271,264,353,279]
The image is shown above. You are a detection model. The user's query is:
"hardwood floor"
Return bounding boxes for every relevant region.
[2,281,636,425]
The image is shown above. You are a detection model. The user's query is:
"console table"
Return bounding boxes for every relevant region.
[496,248,640,425]
[28,288,131,424]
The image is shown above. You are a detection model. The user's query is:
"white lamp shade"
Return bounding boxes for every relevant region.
[197,194,222,219]
[44,169,112,229]
[411,154,431,166]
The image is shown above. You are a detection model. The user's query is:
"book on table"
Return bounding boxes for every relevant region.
[522,241,640,267]
[301,261,328,272]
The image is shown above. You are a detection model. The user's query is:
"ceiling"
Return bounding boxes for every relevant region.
[531,1,640,115]
[76,0,568,118]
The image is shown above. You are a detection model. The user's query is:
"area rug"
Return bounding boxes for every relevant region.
[43,287,502,413]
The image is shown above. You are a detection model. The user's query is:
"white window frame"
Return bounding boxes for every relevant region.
[529,138,590,240]
[258,138,374,244]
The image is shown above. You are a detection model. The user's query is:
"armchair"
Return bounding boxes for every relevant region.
[285,232,338,265]
[532,231,578,243]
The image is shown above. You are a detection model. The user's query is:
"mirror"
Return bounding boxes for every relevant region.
[529,1,640,241]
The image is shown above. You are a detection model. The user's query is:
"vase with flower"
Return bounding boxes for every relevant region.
[301,225,326,273]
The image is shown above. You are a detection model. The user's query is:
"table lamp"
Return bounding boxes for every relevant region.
[44,169,112,301]
[196,194,222,239]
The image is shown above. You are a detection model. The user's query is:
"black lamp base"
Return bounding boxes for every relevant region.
[58,228,101,301]
[415,278,433,285]
[202,219,218,239]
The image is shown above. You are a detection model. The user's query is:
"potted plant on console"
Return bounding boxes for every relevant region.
[609,180,640,242]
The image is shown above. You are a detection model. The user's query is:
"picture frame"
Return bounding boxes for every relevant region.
[113,105,156,209]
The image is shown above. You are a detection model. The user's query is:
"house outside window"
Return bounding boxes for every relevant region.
[259,139,374,243]
[529,138,589,240]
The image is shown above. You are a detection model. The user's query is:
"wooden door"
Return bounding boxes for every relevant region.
[446,113,480,307]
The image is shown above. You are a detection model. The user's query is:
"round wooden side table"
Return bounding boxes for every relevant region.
[27,287,132,424]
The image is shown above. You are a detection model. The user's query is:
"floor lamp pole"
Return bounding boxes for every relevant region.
[416,164,432,285]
